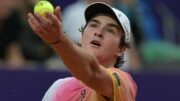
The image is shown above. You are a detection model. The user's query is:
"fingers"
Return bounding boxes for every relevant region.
[28,5,62,31]
[27,10,63,44]
[55,6,62,21]
[35,13,53,32]
[46,12,61,28]
[28,13,46,35]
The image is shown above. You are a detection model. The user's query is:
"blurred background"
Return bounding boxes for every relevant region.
[0,0,179,101]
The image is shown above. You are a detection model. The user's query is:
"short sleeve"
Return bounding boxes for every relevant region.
[42,78,72,101]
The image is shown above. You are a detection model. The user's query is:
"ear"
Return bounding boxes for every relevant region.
[116,46,126,57]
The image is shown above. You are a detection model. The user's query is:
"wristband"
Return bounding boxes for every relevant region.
[48,40,60,45]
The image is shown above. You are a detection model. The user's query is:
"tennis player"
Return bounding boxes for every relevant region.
[28,2,137,101]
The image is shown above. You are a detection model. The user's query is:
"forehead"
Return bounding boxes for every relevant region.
[87,13,124,32]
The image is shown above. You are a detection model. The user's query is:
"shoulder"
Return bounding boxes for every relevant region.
[42,77,73,101]
[108,68,136,87]
[53,77,73,86]
[107,68,137,99]
[108,68,132,79]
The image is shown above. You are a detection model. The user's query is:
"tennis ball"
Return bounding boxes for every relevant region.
[34,0,54,17]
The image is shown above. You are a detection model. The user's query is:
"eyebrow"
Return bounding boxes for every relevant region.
[89,19,100,24]
[89,19,120,30]
[108,23,120,30]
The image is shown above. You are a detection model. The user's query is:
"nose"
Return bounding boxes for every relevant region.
[94,33,103,38]
[94,28,104,38]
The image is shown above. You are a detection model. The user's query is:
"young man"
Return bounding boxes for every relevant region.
[28,2,137,101]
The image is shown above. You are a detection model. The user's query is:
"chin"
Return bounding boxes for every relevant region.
[92,51,103,59]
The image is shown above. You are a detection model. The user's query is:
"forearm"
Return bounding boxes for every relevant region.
[51,34,100,82]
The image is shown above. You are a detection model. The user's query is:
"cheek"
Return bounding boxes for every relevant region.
[81,31,91,45]
[104,38,120,50]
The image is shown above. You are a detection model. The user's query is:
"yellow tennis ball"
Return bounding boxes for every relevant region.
[34,0,54,17]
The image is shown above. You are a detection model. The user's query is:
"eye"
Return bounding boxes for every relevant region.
[107,28,115,34]
[89,23,98,28]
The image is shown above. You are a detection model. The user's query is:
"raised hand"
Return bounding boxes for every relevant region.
[28,6,64,45]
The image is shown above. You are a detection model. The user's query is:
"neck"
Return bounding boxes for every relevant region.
[98,57,116,68]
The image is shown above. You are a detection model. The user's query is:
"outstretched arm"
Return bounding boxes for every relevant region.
[28,6,113,99]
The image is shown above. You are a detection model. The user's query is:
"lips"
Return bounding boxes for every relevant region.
[90,40,101,47]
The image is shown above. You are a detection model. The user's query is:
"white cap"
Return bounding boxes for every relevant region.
[84,2,131,43]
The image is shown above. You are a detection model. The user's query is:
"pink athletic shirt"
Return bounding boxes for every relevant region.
[42,68,137,101]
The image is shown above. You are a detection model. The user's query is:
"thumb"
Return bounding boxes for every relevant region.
[54,6,62,21]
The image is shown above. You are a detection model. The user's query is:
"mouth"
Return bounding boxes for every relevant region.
[90,40,101,47]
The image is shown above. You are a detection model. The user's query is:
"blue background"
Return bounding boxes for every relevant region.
[1,70,180,101]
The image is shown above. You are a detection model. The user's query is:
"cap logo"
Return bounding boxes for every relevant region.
[118,13,122,18]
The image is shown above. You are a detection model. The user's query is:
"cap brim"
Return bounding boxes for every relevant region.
[85,2,120,26]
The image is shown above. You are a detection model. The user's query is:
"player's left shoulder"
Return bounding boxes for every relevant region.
[107,67,136,86]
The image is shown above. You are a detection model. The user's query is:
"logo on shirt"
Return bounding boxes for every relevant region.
[80,89,86,101]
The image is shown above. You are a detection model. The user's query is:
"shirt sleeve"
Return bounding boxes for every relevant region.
[42,78,72,101]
